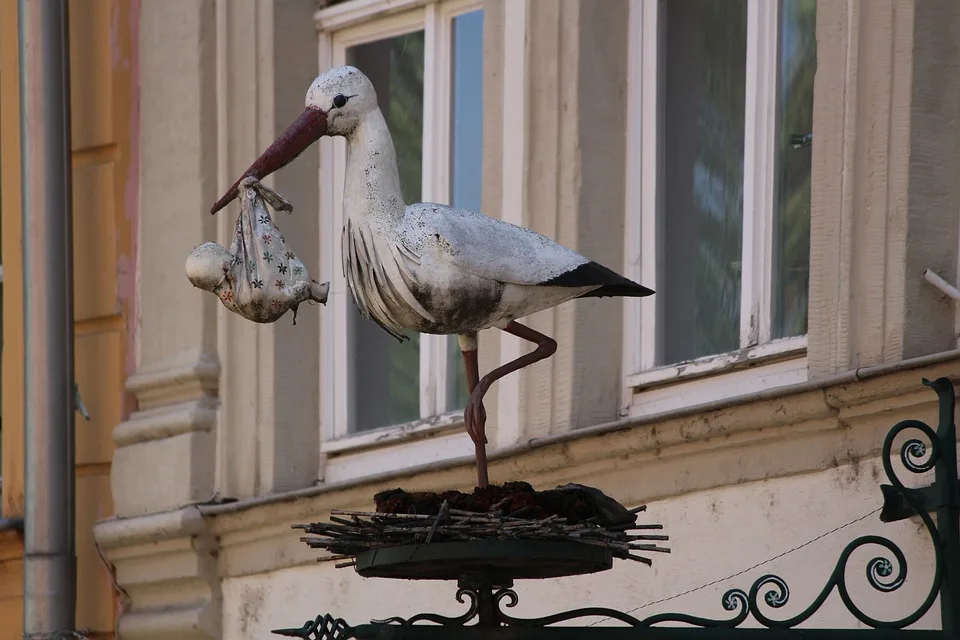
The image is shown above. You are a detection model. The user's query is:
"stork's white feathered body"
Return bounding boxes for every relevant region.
[210,65,655,488]
[344,205,591,338]
[339,107,633,341]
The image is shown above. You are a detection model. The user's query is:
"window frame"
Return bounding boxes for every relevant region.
[318,0,484,451]
[622,0,811,410]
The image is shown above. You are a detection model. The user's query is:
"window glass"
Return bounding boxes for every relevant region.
[772,0,816,339]
[660,0,747,364]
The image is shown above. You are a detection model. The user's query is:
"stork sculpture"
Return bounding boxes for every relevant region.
[211,66,655,488]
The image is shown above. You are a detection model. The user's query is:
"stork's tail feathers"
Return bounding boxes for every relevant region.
[539,260,655,298]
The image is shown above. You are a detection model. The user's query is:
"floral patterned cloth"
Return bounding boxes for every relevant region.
[186,177,329,324]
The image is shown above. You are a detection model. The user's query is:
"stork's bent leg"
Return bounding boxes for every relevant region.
[458,331,488,487]
[464,322,558,470]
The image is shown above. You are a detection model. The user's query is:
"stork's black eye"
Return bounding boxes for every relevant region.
[332,93,348,109]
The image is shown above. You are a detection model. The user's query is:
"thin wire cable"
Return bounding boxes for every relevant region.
[587,507,882,627]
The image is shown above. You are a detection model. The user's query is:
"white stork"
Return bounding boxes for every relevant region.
[211,66,654,487]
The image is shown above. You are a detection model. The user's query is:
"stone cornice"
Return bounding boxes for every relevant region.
[95,506,205,550]
[126,352,220,411]
[113,397,219,446]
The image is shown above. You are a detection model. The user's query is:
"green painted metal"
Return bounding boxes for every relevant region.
[355,539,613,581]
[273,378,960,639]
[349,629,947,640]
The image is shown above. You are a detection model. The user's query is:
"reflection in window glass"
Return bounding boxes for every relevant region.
[772,0,816,339]
[661,0,746,365]
[446,9,484,412]
[346,31,425,432]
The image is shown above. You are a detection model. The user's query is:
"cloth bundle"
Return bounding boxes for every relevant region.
[186,177,329,324]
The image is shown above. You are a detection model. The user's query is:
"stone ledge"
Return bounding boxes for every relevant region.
[113,397,218,447]
[95,506,204,550]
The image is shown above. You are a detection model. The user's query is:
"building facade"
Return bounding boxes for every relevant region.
[89,0,960,638]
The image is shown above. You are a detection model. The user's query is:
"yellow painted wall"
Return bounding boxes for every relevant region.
[0,530,23,635]
[1,0,25,523]
[1,0,138,636]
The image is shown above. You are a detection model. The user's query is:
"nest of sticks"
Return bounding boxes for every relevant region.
[294,482,670,568]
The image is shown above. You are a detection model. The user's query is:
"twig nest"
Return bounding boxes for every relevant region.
[186,177,330,325]
[373,482,639,527]
[294,483,670,570]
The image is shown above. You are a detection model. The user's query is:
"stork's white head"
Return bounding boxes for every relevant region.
[210,66,378,214]
[305,66,378,137]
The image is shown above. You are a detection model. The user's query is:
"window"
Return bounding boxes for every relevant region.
[319,1,484,442]
[623,0,816,394]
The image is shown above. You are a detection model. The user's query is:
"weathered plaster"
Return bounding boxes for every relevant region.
[493,0,633,440]
[116,0,141,422]
[809,0,960,377]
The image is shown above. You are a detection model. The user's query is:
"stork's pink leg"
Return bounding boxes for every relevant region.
[463,322,558,487]
[459,331,489,487]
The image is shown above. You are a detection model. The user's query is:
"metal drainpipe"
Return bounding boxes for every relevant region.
[18,0,77,638]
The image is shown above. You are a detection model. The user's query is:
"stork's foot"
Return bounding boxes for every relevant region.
[464,388,490,488]
[464,388,488,447]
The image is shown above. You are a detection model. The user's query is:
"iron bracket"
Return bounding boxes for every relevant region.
[273,378,960,639]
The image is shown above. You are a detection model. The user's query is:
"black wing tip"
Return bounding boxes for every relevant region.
[540,261,655,298]
[583,283,656,298]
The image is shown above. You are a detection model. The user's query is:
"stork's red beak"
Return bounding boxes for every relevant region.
[210,107,328,214]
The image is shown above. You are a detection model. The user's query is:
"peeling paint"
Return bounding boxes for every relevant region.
[113,0,141,420]
[238,584,266,636]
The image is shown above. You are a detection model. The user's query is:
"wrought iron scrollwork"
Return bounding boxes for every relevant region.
[372,588,481,626]
[497,586,752,628]
[273,614,354,640]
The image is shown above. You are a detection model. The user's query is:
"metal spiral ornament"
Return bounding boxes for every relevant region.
[272,614,352,640]
[738,388,946,630]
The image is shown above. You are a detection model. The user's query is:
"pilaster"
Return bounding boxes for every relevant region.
[113,0,221,517]
[214,0,322,499]
[515,0,632,438]
[114,0,323,520]
[808,0,960,377]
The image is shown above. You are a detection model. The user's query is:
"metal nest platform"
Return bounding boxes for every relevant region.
[293,483,669,578]
[354,539,613,582]
[274,378,960,639]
